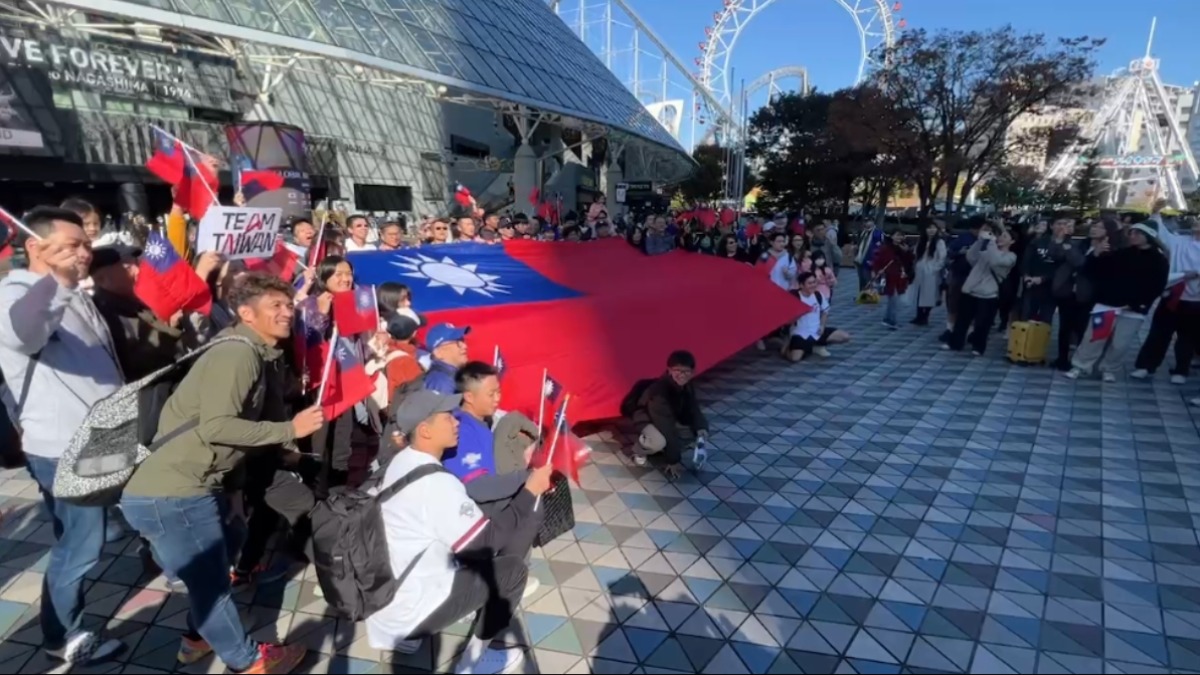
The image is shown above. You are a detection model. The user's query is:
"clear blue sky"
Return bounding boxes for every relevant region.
[624,0,1198,94]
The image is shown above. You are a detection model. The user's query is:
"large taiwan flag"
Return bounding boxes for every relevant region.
[348,240,803,422]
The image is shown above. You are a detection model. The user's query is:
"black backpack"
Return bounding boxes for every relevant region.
[620,378,657,419]
[309,460,448,621]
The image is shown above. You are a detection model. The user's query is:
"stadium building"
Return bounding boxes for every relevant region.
[0,0,690,221]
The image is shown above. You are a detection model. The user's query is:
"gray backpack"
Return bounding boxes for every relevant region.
[51,335,257,506]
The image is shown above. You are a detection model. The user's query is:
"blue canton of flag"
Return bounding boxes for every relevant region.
[355,285,376,314]
[494,347,507,377]
[552,400,568,431]
[544,374,563,402]
[297,307,323,347]
[154,128,177,156]
[335,336,362,370]
[347,243,582,312]
[143,231,181,274]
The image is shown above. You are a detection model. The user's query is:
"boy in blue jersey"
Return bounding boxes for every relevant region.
[442,362,532,504]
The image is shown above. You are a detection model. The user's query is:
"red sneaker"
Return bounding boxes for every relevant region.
[241,643,306,674]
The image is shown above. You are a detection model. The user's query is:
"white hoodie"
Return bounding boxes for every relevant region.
[1152,213,1200,301]
[0,270,123,458]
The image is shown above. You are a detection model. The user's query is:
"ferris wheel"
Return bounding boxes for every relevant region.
[694,0,904,125]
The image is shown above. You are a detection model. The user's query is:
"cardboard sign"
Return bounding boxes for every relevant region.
[196,206,282,260]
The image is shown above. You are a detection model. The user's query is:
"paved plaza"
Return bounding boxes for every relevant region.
[3,273,1200,673]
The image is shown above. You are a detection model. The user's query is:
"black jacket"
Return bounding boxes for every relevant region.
[631,374,709,464]
[1022,234,1071,281]
[1085,245,1169,315]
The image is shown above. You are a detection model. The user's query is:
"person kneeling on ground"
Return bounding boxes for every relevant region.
[367,390,553,674]
[786,272,852,362]
[625,350,708,480]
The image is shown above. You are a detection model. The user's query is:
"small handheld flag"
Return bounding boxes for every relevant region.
[1090,309,1117,342]
[543,375,563,403]
[493,345,506,377]
[454,184,474,208]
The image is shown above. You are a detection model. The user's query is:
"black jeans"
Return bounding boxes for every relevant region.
[412,500,540,643]
[1135,300,1200,376]
[1020,283,1056,323]
[236,454,319,573]
[997,278,1019,330]
[1055,297,1089,365]
[948,295,999,354]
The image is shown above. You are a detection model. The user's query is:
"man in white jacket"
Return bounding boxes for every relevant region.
[0,206,125,666]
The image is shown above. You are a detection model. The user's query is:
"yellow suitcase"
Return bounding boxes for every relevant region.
[1007,321,1051,364]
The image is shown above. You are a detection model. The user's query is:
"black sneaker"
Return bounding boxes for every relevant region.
[938,330,951,343]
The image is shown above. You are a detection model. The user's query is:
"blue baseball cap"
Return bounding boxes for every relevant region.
[425,323,470,351]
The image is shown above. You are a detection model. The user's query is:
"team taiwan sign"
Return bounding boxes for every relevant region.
[197,206,282,261]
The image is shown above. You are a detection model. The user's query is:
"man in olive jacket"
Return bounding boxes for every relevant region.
[119,273,323,674]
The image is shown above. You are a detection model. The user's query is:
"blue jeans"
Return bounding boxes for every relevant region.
[884,294,899,325]
[25,455,107,648]
[857,264,872,291]
[120,495,257,670]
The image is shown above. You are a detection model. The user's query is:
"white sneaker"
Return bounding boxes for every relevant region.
[1064,368,1083,380]
[393,638,422,655]
[455,646,525,674]
[940,343,951,351]
[1190,398,1200,407]
[814,346,831,358]
[1102,372,1116,383]
[1172,374,1188,385]
[522,577,541,600]
[971,351,982,357]
[1130,369,1150,380]
[46,632,123,665]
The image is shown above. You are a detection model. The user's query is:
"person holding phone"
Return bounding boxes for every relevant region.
[943,223,1017,356]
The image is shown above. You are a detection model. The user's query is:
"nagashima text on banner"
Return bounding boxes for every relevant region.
[196,206,282,261]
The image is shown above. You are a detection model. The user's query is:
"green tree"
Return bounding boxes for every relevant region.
[873,26,1103,216]
[1072,150,1104,212]
[747,92,853,213]
[677,144,754,203]
[978,165,1044,209]
[1186,190,1200,213]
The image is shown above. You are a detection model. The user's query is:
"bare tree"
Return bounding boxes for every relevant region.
[873,26,1103,215]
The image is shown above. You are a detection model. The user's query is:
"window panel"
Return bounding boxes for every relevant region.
[183,0,233,21]
[308,0,367,49]
[220,0,282,32]
[341,4,395,58]
[374,15,435,70]
[269,0,331,42]
[128,0,173,10]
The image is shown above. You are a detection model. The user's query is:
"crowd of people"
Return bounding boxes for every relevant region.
[846,203,1200,395]
[0,196,730,675]
[5,189,1198,674]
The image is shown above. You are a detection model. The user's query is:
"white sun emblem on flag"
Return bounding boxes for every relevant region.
[392,254,510,297]
[144,239,168,261]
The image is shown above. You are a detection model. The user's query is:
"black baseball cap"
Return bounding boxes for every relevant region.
[89,244,141,274]
[385,308,427,341]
